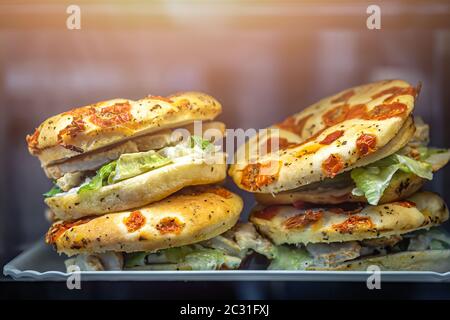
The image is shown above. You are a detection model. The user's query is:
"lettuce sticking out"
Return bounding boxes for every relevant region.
[112,150,172,182]
[407,228,450,251]
[417,147,450,171]
[77,150,172,194]
[351,152,433,205]
[417,147,449,160]
[350,166,400,205]
[78,160,117,195]
[189,135,213,151]
[268,246,314,270]
[124,252,147,268]
[124,246,242,270]
[181,248,241,270]
[43,185,63,198]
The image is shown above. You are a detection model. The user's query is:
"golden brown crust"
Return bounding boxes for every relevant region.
[229,80,418,193]
[250,192,449,245]
[27,92,222,165]
[47,186,243,256]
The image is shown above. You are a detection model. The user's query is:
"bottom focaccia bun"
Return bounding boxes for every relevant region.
[64,223,276,271]
[46,185,243,256]
[268,227,450,272]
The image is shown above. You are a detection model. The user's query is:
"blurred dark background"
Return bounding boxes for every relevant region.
[1,0,450,299]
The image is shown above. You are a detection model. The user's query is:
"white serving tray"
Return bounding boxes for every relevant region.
[3,241,450,282]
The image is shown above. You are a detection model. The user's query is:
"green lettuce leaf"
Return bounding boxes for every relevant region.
[351,165,400,205]
[78,161,117,194]
[351,153,433,205]
[124,246,242,270]
[406,228,450,251]
[181,248,241,270]
[112,150,172,182]
[77,150,171,194]
[268,246,314,270]
[427,229,450,249]
[43,185,63,198]
[394,154,433,179]
[189,135,213,150]
[124,252,147,268]
[417,147,449,160]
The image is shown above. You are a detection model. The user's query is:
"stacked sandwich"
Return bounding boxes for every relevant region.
[27,92,274,271]
[229,80,450,271]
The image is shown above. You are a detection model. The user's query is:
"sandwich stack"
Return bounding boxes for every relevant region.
[26,92,273,271]
[229,79,450,271]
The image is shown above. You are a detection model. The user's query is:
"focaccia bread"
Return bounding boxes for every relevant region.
[26,92,222,166]
[229,80,419,193]
[46,186,243,256]
[250,191,448,245]
[311,250,450,272]
[46,157,227,220]
[254,149,450,206]
[43,121,225,180]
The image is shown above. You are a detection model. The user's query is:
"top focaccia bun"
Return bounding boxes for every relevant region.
[26,92,222,165]
[229,80,419,193]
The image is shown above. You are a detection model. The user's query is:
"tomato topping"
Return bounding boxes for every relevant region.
[64,106,95,118]
[26,129,41,153]
[366,102,408,120]
[371,86,418,102]
[210,187,233,199]
[322,154,344,178]
[319,130,344,145]
[90,102,133,128]
[148,95,174,103]
[395,200,416,208]
[241,162,280,191]
[252,206,280,221]
[331,90,355,103]
[276,114,312,136]
[284,210,323,229]
[123,210,146,233]
[156,217,185,235]
[345,104,368,120]
[58,117,86,142]
[322,104,349,127]
[332,216,374,234]
[45,217,94,244]
[356,133,377,156]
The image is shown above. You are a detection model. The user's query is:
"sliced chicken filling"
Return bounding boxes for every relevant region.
[269,228,450,270]
[43,125,225,196]
[47,121,225,191]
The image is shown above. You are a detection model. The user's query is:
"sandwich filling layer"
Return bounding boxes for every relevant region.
[64,223,276,271]
[45,134,222,197]
[269,227,450,271]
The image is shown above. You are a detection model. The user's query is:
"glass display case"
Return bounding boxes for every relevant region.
[1,0,449,299]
